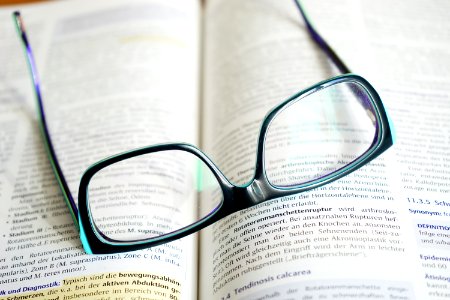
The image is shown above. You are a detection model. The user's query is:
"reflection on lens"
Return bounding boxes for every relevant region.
[87,150,223,242]
[264,81,378,187]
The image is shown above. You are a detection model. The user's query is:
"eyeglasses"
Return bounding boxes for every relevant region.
[13,0,394,254]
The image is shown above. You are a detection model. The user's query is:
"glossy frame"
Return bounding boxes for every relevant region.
[13,1,394,254]
[79,74,393,254]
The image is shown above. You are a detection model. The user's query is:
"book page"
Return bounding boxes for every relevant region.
[306,0,450,298]
[0,0,199,299]
[199,0,449,299]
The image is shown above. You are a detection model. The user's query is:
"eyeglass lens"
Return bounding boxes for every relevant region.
[265,81,377,187]
[87,150,224,242]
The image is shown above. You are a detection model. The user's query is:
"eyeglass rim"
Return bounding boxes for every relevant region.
[77,73,394,254]
[256,74,390,190]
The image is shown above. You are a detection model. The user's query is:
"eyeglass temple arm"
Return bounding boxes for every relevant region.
[292,2,382,117]
[13,12,80,227]
[293,0,351,74]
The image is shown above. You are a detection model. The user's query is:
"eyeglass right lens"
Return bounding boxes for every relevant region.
[86,149,224,242]
[264,81,378,188]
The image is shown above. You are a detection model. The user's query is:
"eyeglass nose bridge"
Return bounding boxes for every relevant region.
[246,179,266,204]
[229,178,275,213]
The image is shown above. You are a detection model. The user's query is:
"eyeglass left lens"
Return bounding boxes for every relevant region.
[264,80,379,188]
[86,149,223,242]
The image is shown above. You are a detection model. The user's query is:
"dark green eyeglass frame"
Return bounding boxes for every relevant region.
[13,1,394,254]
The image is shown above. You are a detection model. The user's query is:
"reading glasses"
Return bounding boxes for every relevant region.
[14,1,394,254]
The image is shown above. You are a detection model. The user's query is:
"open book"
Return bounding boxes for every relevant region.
[1,0,449,299]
